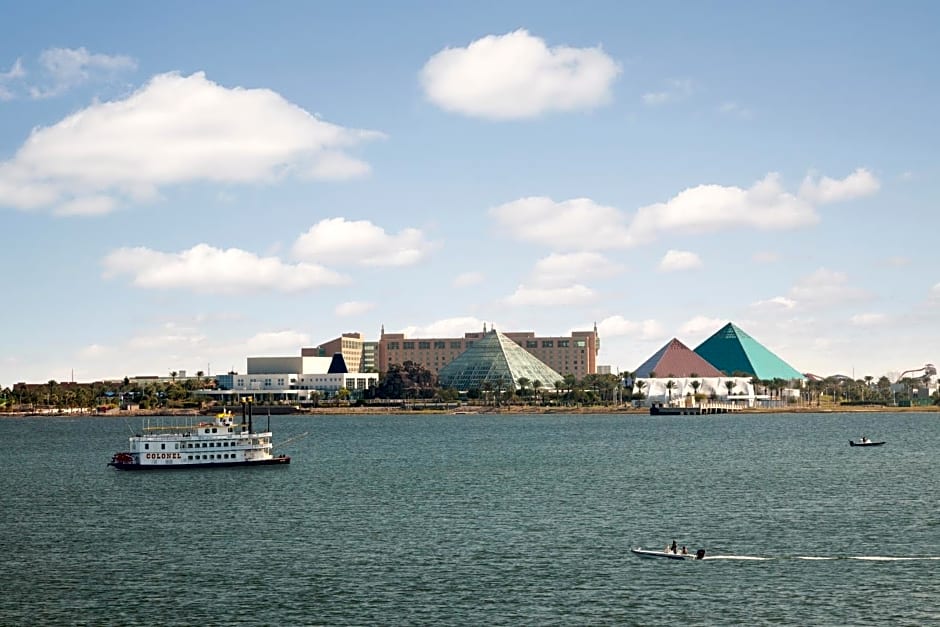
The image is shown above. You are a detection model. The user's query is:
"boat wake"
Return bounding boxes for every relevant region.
[702,555,940,561]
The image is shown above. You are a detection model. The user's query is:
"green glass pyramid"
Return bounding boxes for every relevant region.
[438,329,563,390]
[694,323,804,381]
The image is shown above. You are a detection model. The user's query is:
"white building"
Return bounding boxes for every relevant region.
[211,352,378,402]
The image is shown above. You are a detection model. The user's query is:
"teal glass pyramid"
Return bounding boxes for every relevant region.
[694,323,804,381]
[438,329,563,390]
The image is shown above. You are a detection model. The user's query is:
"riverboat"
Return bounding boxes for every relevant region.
[108,402,290,470]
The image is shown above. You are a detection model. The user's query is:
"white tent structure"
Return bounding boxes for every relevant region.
[632,377,757,407]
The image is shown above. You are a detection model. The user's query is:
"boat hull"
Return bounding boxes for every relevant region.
[631,548,700,560]
[849,441,885,447]
[109,456,290,470]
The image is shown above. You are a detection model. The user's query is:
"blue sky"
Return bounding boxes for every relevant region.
[2,0,938,387]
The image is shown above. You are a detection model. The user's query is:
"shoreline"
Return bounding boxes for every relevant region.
[1,404,936,418]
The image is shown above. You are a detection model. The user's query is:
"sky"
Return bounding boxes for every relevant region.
[1,0,938,387]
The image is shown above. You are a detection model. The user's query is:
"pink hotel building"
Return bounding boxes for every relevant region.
[377,325,600,379]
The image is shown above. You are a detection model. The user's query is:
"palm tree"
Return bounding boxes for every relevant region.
[517,377,531,404]
[665,380,676,403]
[532,380,543,405]
[634,380,647,400]
[724,380,736,398]
[690,380,701,402]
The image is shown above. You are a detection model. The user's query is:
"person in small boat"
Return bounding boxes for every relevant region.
[670,540,678,554]
[681,546,688,555]
[861,436,870,443]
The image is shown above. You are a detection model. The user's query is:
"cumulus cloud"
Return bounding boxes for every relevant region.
[293,218,435,267]
[453,271,485,287]
[597,315,664,340]
[491,170,874,252]
[489,196,634,250]
[531,252,622,286]
[102,243,349,293]
[658,250,702,272]
[0,71,383,214]
[799,168,880,204]
[420,29,620,119]
[504,284,594,306]
[30,47,137,99]
[642,78,693,106]
[335,301,375,317]
[629,173,818,240]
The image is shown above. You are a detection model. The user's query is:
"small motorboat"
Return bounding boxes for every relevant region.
[849,439,885,447]
[631,547,705,560]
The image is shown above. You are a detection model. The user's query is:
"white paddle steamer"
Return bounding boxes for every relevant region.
[108,402,290,470]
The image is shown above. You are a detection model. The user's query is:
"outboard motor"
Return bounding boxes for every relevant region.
[695,549,706,560]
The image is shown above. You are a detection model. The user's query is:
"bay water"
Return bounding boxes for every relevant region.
[1,412,938,625]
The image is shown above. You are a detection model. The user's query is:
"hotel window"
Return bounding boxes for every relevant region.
[450,341,462,349]
[526,340,538,348]
[434,341,446,349]
[419,341,431,349]
[558,340,569,347]
[403,341,415,349]
[576,340,586,347]
[389,342,399,350]
[542,340,554,348]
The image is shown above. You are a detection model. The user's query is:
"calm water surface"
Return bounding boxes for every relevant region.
[1,412,938,625]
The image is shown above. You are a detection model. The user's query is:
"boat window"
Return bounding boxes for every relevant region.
[204,429,210,434]
[161,443,165,450]
[144,444,149,450]
[212,428,217,433]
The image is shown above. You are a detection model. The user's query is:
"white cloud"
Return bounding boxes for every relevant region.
[421,29,620,120]
[505,284,594,306]
[679,316,726,337]
[0,58,25,101]
[30,47,137,99]
[491,169,877,253]
[243,330,310,354]
[532,252,622,286]
[751,296,797,309]
[799,168,880,204]
[128,323,206,350]
[397,317,488,338]
[0,71,384,214]
[597,315,664,340]
[787,268,869,308]
[850,313,887,326]
[931,282,940,297]
[293,218,434,267]
[752,251,780,263]
[335,301,375,317]
[718,101,752,118]
[102,243,349,293]
[489,196,634,250]
[642,78,693,106]
[629,173,817,240]
[658,250,702,272]
[453,271,485,287]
